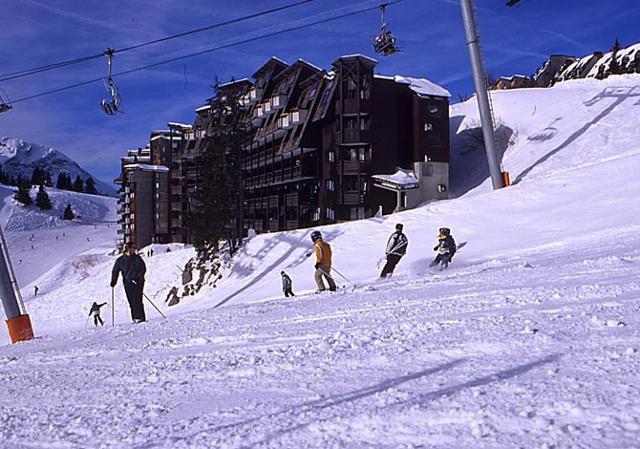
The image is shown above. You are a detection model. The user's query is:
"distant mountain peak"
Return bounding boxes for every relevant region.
[0,136,116,196]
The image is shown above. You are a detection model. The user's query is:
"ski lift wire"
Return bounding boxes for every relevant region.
[10,0,405,105]
[0,0,314,82]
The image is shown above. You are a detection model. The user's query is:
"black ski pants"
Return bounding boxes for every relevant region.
[430,253,451,268]
[93,315,104,326]
[124,281,146,322]
[380,254,403,278]
[284,288,295,297]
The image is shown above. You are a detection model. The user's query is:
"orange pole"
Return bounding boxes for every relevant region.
[7,314,35,343]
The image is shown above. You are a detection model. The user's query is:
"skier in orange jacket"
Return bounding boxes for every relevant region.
[310,231,337,292]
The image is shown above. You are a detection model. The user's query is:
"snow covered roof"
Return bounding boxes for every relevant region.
[167,122,193,130]
[388,75,451,98]
[371,169,420,190]
[123,164,169,173]
[337,54,378,64]
[218,78,252,89]
[195,104,212,113]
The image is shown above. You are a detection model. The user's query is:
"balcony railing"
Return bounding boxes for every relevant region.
[341,191,363,205]
[342,129,369,143]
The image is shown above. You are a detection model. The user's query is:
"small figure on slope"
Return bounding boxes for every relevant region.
[281,271,295,297]
[34,285,39,296]
[311,231,337,292]
[380,223,408,278]
[430,227,456,270]
[89,301,107,326]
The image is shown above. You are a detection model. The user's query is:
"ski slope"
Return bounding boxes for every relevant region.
[1,75,639,448]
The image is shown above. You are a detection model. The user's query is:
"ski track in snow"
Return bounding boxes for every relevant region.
[1,75,640,448]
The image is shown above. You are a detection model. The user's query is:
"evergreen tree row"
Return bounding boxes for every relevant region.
[0,165,98,195]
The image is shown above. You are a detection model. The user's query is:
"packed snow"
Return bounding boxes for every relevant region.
[1,75,639,448]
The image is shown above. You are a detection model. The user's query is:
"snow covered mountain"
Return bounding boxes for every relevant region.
[1,75,639,448]
[0,136,116,196]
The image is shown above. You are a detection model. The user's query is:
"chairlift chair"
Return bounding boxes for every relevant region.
[372,4,400,56]
[0,89,13,113]
[100,48,122,115]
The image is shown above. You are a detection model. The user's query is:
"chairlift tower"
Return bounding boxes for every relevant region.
[459,0,506,189]
[0,226,34,343]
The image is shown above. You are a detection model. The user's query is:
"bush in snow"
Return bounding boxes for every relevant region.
[63,203,75,220]
[35,184,53,210]
[14,183,32,206]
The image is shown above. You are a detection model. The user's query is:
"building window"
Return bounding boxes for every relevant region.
[343,175,358,191]
[312,208,320,222]
[328,151,335,162]
[326,179,335,191]
[326,208,335,220]
[350,207,364,220]
[359,116,370,131]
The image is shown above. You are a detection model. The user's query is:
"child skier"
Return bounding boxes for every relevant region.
[281,271,295,297]
[89,301,107,326]
[430,227,456,269]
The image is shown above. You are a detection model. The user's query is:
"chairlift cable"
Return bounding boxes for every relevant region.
[0,0,314,82]
[10,0,405,105]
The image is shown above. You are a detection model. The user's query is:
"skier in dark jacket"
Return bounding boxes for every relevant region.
[430,227,456,269]
[110,242,147,323]
[89,301,107,326]
[281,271,295,297]
[380,223,408,278]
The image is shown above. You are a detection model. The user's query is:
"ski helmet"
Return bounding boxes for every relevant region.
[438,227,450,238]
[396,223,403,231]
[310,230,322,242]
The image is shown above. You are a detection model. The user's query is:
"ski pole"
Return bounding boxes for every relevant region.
[331,267,356,287]
[142,292,167,319]
[84,315,91,330]
[111,287,115,326]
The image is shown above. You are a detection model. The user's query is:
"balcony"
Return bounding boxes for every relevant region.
[290,108,308,126]
[270,94,287,110]
[248,87,264,103]
[340,160,371,173]
[286,220,298,230]
[171,202,182,211]
[278,113,291,129]
[341,191,363,206]
[342,129,369,143]
[171,185,182,195]
[338,98,370,115]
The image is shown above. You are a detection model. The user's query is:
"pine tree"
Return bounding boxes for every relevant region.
[30,167,44,186]
[190,80,248,257]
[44,170,52,187]
[63,203,75,220]
[35,184,53,210]
[14,184,32,206]
[73,175,84,192]
[84,176,97,195]
[609,38,623,75]
[56,172,67,190]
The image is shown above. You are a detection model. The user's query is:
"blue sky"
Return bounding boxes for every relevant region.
[1,0,639,185]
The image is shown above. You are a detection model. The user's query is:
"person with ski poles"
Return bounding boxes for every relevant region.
[110,242,147,323]
[88,301,107,326]
[281,271,295,297]
[310,231,337,292]
[430,227,456,269]
[380,223,408,278]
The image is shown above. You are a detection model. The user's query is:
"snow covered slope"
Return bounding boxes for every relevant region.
[0,184,118,288]
[0,137,116,196]
[1,75,639,448]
